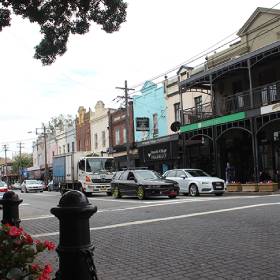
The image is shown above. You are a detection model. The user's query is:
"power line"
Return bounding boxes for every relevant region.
[130,2,280,90]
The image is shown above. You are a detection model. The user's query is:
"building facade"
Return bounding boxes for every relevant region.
[108,102,136,169]
[133,81,167,142]
[76,106,92,152]
[179,7,280,182]
[90,101,115,156]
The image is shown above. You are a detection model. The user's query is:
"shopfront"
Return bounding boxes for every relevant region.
[137,135,179,174]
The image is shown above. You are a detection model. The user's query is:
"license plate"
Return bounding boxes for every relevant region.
[216,186,222,189]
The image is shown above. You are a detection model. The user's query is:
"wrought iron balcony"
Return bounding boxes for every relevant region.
[182,81,280,124]
[224,81,280,114]
[182,102,213,124]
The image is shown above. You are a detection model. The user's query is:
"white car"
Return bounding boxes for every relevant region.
[163,169,225,197]
[21,180,44,193]
[0,181,8,199]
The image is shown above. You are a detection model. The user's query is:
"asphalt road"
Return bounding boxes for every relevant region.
[6,191,280,279]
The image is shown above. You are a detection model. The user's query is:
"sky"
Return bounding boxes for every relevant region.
[0,0,278,159]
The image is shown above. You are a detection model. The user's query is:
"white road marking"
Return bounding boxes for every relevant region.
[89,198,140,203]
[31,202,280,238]
[20,203,30,206]
[22,214,54,221]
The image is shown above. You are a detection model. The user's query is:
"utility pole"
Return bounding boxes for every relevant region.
[3,145,8,185]
[17,142,24,183]
[116,80,134,168]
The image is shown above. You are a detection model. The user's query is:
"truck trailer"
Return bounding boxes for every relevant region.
[53,152,115,195]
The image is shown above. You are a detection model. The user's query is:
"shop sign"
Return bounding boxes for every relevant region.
[261,102,280,115]
[147,148,167,160]
[136,117,149,131]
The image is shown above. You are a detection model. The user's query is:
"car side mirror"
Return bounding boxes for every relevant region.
[180,175,186,179]
[134,178,138,183]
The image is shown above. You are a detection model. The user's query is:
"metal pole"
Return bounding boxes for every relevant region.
[247,58,254,109]
[3,145,8,185]
[125,81,130,168]
[43,125,49,185]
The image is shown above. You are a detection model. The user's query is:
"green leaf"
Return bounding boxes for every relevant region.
[6,267,24,280]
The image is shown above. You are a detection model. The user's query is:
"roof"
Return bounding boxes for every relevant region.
[237,7,280,36]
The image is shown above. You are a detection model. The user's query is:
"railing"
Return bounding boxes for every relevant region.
[182,81,280,124]
[183,102,213,124]
[224,81,280,114]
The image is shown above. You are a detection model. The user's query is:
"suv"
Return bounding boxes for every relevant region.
[111,169,179,200]
[163,169,225,197]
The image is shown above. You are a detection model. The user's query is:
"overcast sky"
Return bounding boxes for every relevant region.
[0,0,278,158]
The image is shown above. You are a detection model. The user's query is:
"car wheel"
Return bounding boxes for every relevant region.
[112,187,121,199]
[21,188,24,193]
[189,184,199,197]
[137,186,145,200]
[168,195,177,199]
[215,193,223,196]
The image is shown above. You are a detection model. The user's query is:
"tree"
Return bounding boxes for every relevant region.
[0,0,127,65]
[48,114,74,134]
[12,153,33,174]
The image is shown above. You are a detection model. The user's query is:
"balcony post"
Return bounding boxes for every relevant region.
[247,58,253,109]
[210,74,214,116]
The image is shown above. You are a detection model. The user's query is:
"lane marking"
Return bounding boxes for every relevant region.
[21,195,280,220]
[31,202,280,238]
[89,198,141,203]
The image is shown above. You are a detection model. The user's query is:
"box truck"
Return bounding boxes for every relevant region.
[53,152,115,195]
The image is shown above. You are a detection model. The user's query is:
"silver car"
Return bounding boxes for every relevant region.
[21,180,44,193]
[163,169,225,197]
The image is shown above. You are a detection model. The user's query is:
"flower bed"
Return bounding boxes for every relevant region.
[226,183,242,192]
[0,224,55,280]
[258,182,278,192]
[241,183,259,192]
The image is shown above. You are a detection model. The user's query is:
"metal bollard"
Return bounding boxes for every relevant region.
[51,190,98,280]
[0,191,23,227]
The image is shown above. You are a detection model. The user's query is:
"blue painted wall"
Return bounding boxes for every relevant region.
[133,81,167,142]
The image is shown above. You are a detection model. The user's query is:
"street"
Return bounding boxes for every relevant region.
[10,191,280,279]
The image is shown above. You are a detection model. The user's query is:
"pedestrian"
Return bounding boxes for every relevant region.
[276,169,280,189]
[225,162,235,183]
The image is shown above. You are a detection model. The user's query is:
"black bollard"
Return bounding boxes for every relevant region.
[51,190,98,280]
[0,191,23,227]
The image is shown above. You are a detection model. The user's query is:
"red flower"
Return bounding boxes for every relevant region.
[24,233,33,244]
[38,264,52,280]
[31,263,40,272]
[8,226,22,237]
[44,240,56,250]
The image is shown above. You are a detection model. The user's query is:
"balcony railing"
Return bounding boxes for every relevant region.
[224,81,280,114]
[183,102,213,124]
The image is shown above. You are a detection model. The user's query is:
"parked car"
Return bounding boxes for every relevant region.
[0,181,8,199]
[47,180,59,191]
[11,182,21,190]
[163,169,225,197]
[111,169,179,200]
[21,180,44,193]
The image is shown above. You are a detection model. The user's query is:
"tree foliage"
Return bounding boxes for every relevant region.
[0,0,127,65]
[48,114,74,134]
[12,153,33,173]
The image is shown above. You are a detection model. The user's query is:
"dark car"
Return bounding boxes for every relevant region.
[111,169,179,200]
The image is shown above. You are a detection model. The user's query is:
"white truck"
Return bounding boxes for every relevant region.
[53,152,115,195]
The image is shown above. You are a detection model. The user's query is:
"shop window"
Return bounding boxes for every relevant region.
[94,133,98,149]
[123,128,127,143]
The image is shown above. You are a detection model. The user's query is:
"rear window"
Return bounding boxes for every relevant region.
[112,171,124,180]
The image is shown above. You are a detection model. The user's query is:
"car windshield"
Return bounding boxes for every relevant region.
[87,158,115,173]
[135,170,161,180]
[26,180,39,185]
[185,169,210,177]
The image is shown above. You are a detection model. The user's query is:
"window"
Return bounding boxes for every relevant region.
[94,133,98,149]
[102,131,106,147]
[115,128,120,145]
[67,143,70,153]
[153,113,158,137]
[174,103,180,122]
[63,145,65,153]
[78,159,85,171]
[59,147,61,154]
[72,141,75,152]
[194,96,202,113]
[123,128,127,143]
[176,170,186,177]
